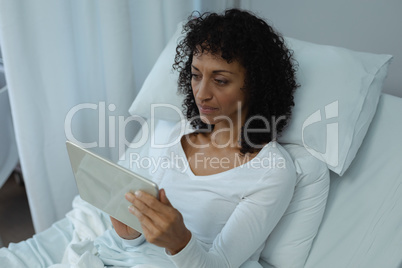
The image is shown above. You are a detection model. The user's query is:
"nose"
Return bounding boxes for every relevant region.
[194,79,212,102]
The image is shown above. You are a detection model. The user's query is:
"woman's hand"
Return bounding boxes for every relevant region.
[110,216,141,240]
[126,188,192,255]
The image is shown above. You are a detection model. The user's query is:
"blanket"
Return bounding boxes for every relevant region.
[0,196,177,268]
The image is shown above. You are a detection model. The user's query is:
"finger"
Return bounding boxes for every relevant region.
[129,204,151,222]
[128,205,157,234]
[126,191,157,212]
[133,191,166,213]
[159,189,172,207]
[130,208,168,246]
[129,194,162,223]
[125,192,136,203]
[129,191,174,233]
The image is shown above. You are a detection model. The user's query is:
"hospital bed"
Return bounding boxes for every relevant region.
[1,23,401,268]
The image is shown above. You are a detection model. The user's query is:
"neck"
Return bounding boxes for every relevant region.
[208,106,247,149]
[208,124,242,149]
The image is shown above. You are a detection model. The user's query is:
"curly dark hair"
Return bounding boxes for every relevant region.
[173,8,298,155]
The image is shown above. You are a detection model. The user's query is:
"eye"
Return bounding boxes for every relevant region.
[215,79,227,85]
[191,73,201,80]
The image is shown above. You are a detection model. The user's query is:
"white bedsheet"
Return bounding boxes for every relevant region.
[1,196,174,268]
[304,94,402,268]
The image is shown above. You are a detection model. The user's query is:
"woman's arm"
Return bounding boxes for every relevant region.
[109,216,141,240]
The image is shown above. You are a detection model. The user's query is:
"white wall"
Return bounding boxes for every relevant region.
[240,0,402,97]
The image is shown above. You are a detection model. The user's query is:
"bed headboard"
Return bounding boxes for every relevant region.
[239,0,402,97]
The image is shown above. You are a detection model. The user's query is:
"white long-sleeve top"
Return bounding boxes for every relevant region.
[107,129,296,268]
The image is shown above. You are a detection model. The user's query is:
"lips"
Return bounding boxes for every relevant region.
[198,104,218,114]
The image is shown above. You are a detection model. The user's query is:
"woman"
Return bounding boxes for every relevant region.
[110,8,298,267]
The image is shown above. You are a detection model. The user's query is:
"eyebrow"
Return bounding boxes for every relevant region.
[191,65,234,74]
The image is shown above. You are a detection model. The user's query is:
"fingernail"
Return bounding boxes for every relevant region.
[134,191,141,197]
[128,205,135,213]
[125,192,133,200]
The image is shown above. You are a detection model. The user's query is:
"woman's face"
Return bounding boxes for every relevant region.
[191,52,247,127]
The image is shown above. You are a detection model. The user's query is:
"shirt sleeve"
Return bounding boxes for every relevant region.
[168,164,297,268]
[120,232,146,247]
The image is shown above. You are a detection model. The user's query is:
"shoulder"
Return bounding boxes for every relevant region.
[241,142,297,205]
[259,142,295,170]
[256,141,297,185]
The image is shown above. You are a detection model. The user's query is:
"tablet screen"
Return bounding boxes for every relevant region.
[66,141,159,233]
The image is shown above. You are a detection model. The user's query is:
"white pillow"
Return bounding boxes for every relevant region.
[128,23,184,122]
[278,38,392,175]
[260,143,330,267]
[128,22,392,176]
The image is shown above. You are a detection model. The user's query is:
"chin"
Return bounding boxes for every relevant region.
[199,115,215,125]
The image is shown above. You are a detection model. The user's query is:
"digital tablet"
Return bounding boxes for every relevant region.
[66,140,159,233]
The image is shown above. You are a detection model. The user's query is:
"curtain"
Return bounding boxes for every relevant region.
[0,0,237,233]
